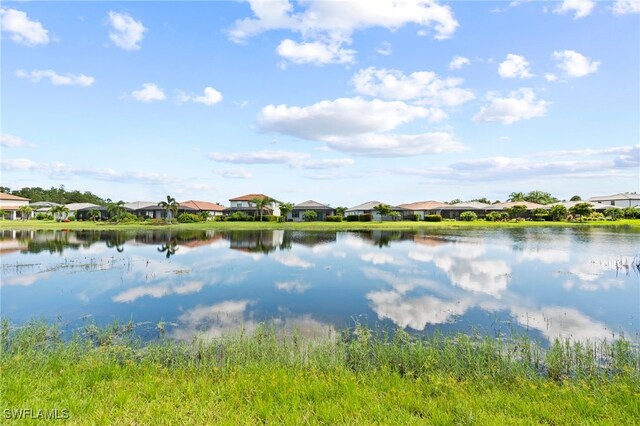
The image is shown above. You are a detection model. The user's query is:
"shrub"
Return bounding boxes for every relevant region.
[485,212,502,222]
[325,215,342,222]
[359,213,372,222]
[459,211,477,222]
[622,207,640,219]
[214,215,226,222]
[412,214,420,221]
[35,213,47,220]
[177,213,204,223]
[604,208,623,220]
[67,215,76,222]
[549,205,567,221]
[345,215,359,222]
[424,214,442,222]
[262,215,278,222]
[226,211,253,222]
[119,212,139,223]
[587,212,605,221]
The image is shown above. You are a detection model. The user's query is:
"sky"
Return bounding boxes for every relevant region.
[1,0,639,207]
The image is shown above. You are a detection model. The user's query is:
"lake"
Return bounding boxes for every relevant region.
[1,228,638,344]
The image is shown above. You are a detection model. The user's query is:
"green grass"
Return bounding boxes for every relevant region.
[1,321,639,424]
[2,218,639,232]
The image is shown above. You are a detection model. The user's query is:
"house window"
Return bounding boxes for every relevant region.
[292,211,299,218]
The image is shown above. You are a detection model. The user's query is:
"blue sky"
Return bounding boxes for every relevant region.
[1,0,638,206]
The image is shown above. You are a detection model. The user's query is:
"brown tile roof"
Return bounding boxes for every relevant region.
[229,194,272,201]
[398,200,448,210]
[179,200,225,211]
[0,192,30,201]
[488,201,545,210]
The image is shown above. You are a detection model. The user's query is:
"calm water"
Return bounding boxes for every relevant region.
[1,228,638,344]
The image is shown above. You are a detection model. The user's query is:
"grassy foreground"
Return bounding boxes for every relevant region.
[2,218,640,232]
[1,322,639,424]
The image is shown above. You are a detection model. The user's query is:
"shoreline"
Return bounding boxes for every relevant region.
[2,218,640,232]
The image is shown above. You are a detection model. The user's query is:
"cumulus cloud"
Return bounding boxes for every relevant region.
[351,67,475,107]
[394,144,639,182]
[129,83,166,102]
[209,150,355,169]
[0,8,49,46]
[449,55,470,70]
[216,168,253,179]
[1,134,33,148]
[15,69,95,87]
[257,97,465,157]
[498,54,533,78]
[108,11,146,50]
[554,0,595,19]
[553,50,600,77]
[545,73,558,82]
[229,0,458,65]
[113,281,203,303]
[258,97,445,138]
[613,0,640,14]
[180,87,223,105]
[473,88,549,125]
[376,41,393,56]
[276,39,355,65]
[272,253,315,269]
[275,279,310,293]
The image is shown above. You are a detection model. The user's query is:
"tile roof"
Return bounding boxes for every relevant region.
[180,200,225,211]
[65,203,101,210]
[29,201,61,207]
[487,201,545,210]
[124,201,158,210]
[0,192,30,201]
[445,201,492,210]
[229,193,273,201]
[293,200,333,209]
[398,201,448,210]
[346,201,408,211]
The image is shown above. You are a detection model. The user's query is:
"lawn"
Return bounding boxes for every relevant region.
[1,321,639,425]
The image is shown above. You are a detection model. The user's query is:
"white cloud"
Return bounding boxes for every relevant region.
[183,87,223,105]
[16,69,95,87]
[361,252,398,265]
[498,54,533,79]
[113,281,203,303]
[376,41,392,56]
[449,55,470,70]
[553,50,600,78]
[108,11,146,50]
[613,0,640,14]
[297,158,355,169]
[216,168,253,179]
[473,88,549,125]
[258,97,444,140]
[325,132,466,157]
[275,279,310,293]
[229,0,457,65]
[276,39,355,65]
[351,67,475,107]
[209,150,307,164]
[130,83,166,102]
[0,8,49,46]
[512,306,611,342]
[554,0,595,19]
[272,253,314,269]
[545,73,558,82]
[1,134,31,148]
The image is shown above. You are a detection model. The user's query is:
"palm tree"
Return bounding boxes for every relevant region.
[89,208,101,222]
[158,195,179,222]
[251,196,273,222]
[508,192,526,202]
[158,239,178,258]
[107,201,126,222]
[50,205,69,221]
[278,202,294,222]
[18,205,33,221]
[335,206,347,217]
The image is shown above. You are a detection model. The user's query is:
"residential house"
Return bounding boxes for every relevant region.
[124,201,166,219]
[224,194,281,218]
[544,201,618,213]
[587,193,640,208]
[0,192,30,220]
[289,200,335,221]
[179,200,225,218]
[439,202,492,220]
[397,201,448,220]
[487,201,546,219]
[65,203,102,220]
[345,201,408,221]
[29,201,61,218]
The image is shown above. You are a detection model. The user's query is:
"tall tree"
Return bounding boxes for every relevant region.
[335,206,347,217]
[524,190,558,205]
[569,203,593,222]
[373,204,392,221]
[570,195,582,202]
[549,205,567,221]
[89,208,101,222]
[507,192,526,202]
[107,200,126,222]
[278,202,294,222]
[158,196,179,222]
[50,205,69,220]
[302,210,317,222]
[507,204,527,219]
[251,196,273,222]
[18,205,32,221]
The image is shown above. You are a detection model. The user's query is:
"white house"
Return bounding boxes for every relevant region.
[587,193,640,208]
[224,194,281,218]
[0,192,30,220]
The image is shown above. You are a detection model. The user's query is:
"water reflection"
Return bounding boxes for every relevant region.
[1,228,638,344]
